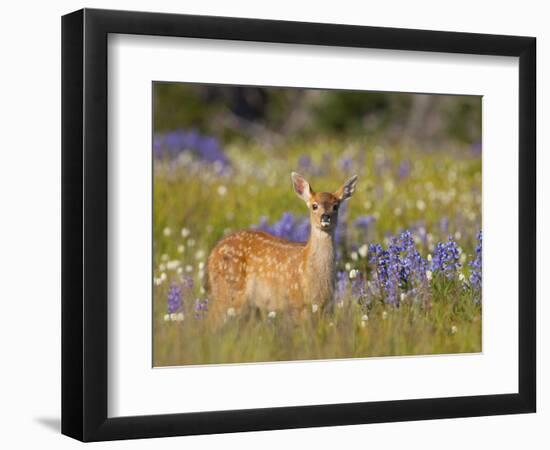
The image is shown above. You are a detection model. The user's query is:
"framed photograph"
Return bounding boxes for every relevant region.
[61,8,536,441]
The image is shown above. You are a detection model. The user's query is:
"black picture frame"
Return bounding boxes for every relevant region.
[61,8,536,442]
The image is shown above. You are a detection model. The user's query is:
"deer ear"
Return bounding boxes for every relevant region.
[335,175,358,201]
[291,172,313,203]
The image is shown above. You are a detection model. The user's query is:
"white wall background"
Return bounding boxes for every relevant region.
[0,0,546,448]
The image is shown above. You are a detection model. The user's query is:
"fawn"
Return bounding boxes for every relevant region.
[206,172,358,323]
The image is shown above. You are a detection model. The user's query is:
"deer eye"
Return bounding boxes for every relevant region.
[312,203,318,211]
[333,204,339,212]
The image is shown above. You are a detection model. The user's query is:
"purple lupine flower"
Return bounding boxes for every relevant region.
[398,231,429,298]
[333,201,348,249]
[298,155,313,171]
[368,231,430,305]
[350,272,367,303]
[335,271,347,301]
[271,212,294,237]
[153,129,230,168]
[469,230,482,293]
[252,212,310,242]
[398,159,411,179]
[293,219,311,243]
[353,215,375,230]
[439,217,449,235]
[416,225,428,249]
[369,241,400,305]
[194,298,209,319]
[167,283,183,314]
[181,275,194,290]
[431,237,461,278]
[385,238,403,305]
[397,231,414,285]
[339,156,354,174]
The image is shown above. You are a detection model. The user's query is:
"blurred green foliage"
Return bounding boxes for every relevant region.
[153,83,481,147]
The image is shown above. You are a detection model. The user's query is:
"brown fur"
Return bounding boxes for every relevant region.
[206,173,357,325]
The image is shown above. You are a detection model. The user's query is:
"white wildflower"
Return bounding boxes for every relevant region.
[154,277,163,286]
[217,185,227,196]
[159,263,166,272]
[185,265,193,273]
[166,260,181,270]
[454,231,462,240]
[195,249,205,260]
[170,313,177,321]
[311,304,319,313]
[160,272,167,281]
[459,273,465,282]
[400,292,406,303]
[451,325,458,335]
[177,244,185,254]
[227,307,236,317]
[349,269,360,280]
[382,311,388,320]
[163,227,172,237]
[198,261,205,270]
[175,312,185,322]
[161,253,169,262]
[427,254,432,262]
[336,301,344,309]
[351,251,358,261]
[200,287,205,294]
[180,228,190,238]
[358,244,368,258]
[187,238,196,247]
[267,311,277,319]
[345,262,352,271]
[176,267,183,275]
[393,207,402,216]
[361,314,369,322]
[163,314,170,321]
[426,270,433,281]
[416,200,426,211]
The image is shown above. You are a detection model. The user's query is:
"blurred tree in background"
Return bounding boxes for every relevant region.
[153,83,481,148]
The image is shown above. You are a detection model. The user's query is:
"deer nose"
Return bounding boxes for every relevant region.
[321,213,331,223]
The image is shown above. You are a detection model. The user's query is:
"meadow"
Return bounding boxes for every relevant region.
[152,131,482,366]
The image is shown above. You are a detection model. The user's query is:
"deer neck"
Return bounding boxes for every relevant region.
[303,227,336,304]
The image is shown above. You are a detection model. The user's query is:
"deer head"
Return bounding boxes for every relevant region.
[291,172,358,232]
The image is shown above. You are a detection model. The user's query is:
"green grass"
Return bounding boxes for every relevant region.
[152,137,482,366]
